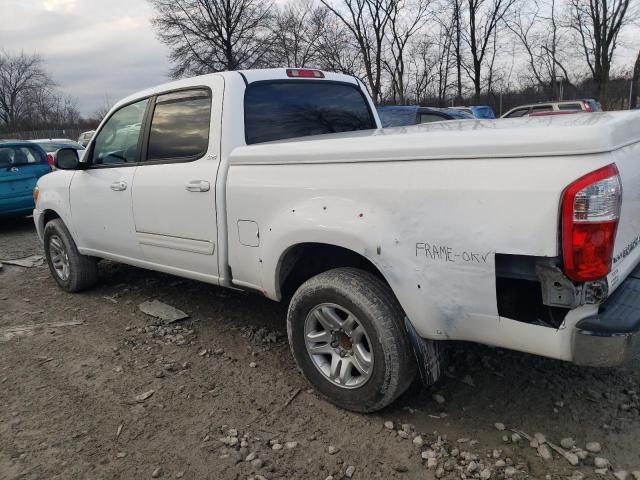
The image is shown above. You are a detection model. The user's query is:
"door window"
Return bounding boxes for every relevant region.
[146,89,211,161]
[558,103,581,110]
[0,146,44,166]
[505,108,529,118]
[531,105,553,113]
[419,113,447,123]
[91,98,148,165]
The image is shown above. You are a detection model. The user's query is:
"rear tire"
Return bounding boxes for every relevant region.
[44,219,98,292]
[287,267,416,412]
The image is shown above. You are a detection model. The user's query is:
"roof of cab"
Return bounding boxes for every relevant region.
[113,68,359,111]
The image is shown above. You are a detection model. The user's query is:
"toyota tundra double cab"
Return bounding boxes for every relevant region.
[33,68,640,412]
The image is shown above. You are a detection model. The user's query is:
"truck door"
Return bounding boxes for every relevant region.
[131,78,223,281]
[69,98,149,259]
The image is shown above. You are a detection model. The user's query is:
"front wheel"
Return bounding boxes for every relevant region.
[287,268,417,412]
[44,219,98,292]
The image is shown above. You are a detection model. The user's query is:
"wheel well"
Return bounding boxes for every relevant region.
[278,243,389,299]
[42,209,60,226]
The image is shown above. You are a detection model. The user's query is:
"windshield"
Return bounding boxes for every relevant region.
[244,81,376,144]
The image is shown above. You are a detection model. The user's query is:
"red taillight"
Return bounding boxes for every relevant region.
[286,68,325,78]
[561,164,622,281]
[46,153,54,166]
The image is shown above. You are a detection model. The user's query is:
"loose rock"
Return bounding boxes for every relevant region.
[594,457,609,468]
[384,421,394,430]
[135,390,155,403]
[495,422,506,431]
[151,467,162,478]
[327,445,339,455]
[560,438,575,449]
[345,465,356,478]
[538,444,552,461]
[586,442,602,453]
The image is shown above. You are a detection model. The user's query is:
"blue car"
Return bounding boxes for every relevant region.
[451,105,496,119]
[377,105,475,127]
[0,140,51,218]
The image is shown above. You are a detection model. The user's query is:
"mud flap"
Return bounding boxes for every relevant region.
[404,317,446,386]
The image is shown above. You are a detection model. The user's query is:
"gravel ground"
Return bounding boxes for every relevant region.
[1,216,639,480]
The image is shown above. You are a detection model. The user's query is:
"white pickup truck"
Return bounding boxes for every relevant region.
[33,68,640,412]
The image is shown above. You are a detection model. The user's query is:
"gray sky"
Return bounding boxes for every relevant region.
[0,0,170,116]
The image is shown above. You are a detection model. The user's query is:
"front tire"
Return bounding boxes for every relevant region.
[44,219,98,292]
[287,268,416,412]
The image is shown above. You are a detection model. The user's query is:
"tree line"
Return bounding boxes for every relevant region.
[149,0,639,109]
[1,0,638,135]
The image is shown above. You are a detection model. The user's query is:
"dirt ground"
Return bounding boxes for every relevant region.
[1,217,639,480]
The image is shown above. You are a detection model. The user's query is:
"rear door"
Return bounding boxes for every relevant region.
[0,145,50,215]
[131,78,223,281]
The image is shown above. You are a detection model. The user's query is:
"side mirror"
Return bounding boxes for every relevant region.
[54,148,80,170]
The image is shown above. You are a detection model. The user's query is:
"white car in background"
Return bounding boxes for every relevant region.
[30,139,86,169]
[502,99,602,118]
[77,130,95,147]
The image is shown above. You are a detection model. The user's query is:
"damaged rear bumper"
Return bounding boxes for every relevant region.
[573,264,640,367]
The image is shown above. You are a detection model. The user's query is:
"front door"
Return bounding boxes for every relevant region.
[70,98,149,260]
[132,82,222,281]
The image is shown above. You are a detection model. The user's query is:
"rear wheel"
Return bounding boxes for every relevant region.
[44,219,97,292]
[287,268,416,412]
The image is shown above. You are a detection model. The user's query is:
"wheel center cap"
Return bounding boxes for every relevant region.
[336,331,352,351]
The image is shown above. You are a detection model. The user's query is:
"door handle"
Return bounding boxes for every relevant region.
[110,181,127,191]
[185,180,210,192]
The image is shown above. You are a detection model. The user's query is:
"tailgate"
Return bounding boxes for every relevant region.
[608,140,640,292]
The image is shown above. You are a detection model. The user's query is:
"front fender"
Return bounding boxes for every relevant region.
[35,171,76,240]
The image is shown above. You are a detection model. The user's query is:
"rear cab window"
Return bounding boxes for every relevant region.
[244,81,376,144]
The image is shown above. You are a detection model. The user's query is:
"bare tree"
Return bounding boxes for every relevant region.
[315,17,364,75]
[508,0,570,97]
[270,1,330,68]
[632,49,640,109]
[452,0,463,101]
[568,0,634,103]
[460,0,516,102]
[385,0,431,103]
[320,0,394,104]
[91,94,114,123]
[0,50,53,128]
[148,0,274,77]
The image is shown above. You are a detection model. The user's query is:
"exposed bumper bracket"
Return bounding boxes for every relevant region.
[573,264,640,367]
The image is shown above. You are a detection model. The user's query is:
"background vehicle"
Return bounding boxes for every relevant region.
[502,99,602,118]
[77,130,95,147]
[31,139,85,168]
[529,110,582,117]
[451,105,496,118]
[377,105,474,127]
[0,140,50,218]
[33,69,640,413]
